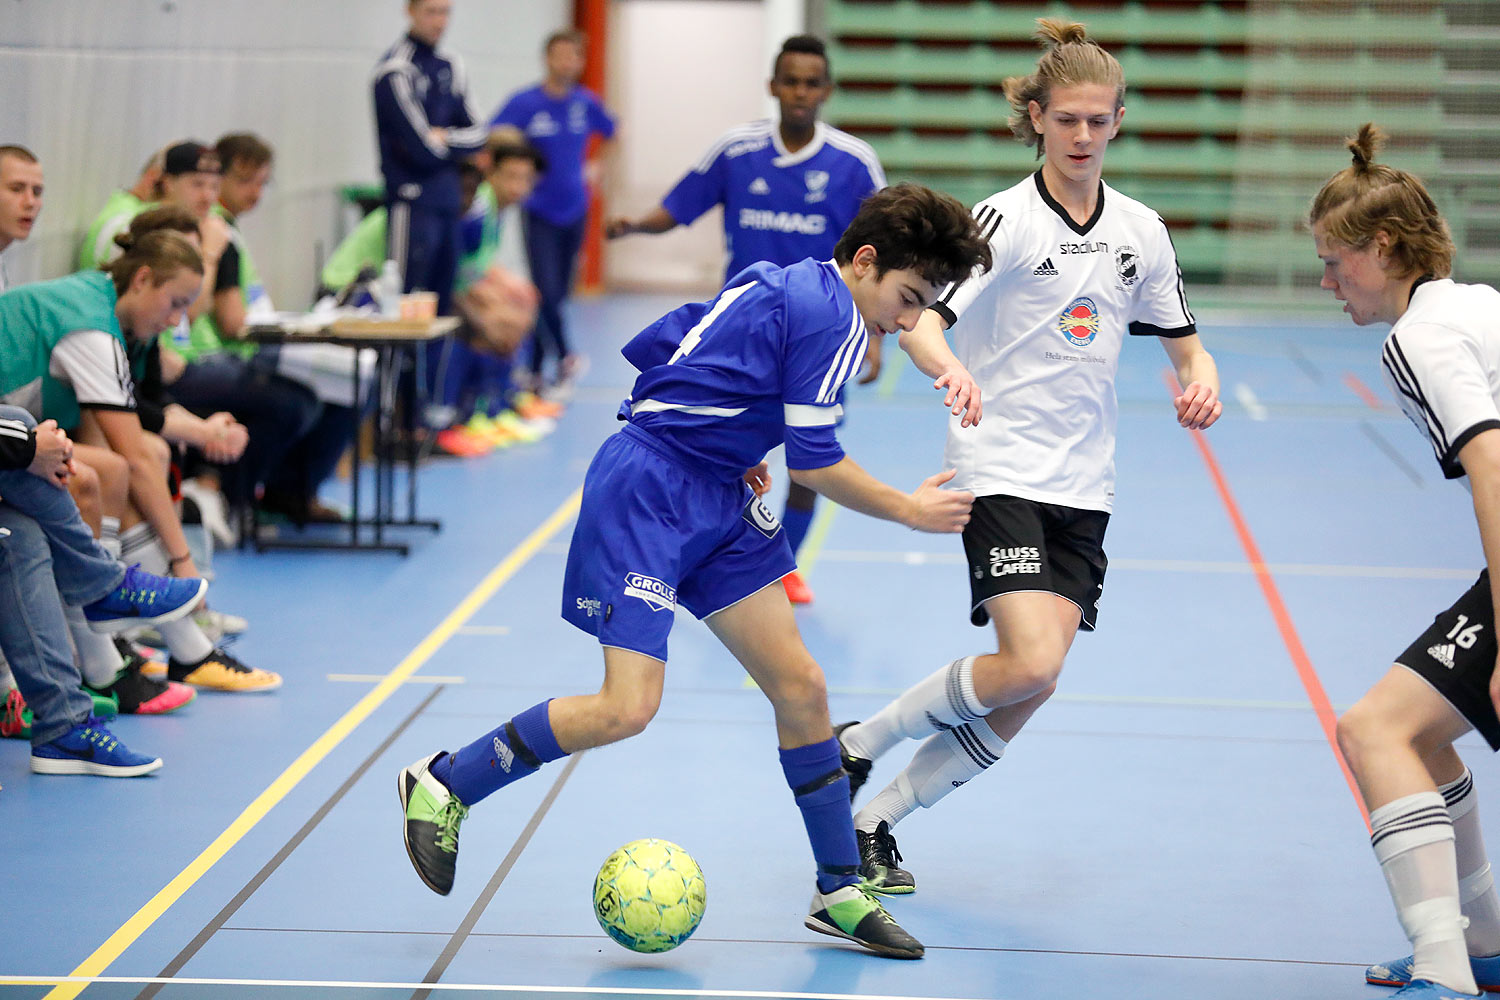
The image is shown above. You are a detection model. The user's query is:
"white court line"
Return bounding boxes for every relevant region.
[325,674,466,684]
[0,977,991,1000]
[458,625,512,635]
[1234,382,1268,421]
[812,550,1474,580]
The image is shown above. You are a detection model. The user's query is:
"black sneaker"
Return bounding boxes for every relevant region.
[398,753,468,895]
[834,721,871,802]
[858,821,916,894]
[804,882,923,959]
[87,658,195,715]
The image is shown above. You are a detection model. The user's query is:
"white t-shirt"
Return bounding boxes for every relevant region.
[1382,277,1500,481]
[50,330,136,411]
[934,172,1196,512]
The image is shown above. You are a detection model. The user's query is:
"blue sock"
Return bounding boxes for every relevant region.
[436,699,567,806]
[780,738,859,893]
[781,504,815,560]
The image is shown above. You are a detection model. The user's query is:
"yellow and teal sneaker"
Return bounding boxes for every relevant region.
[804,882,924,959]
[398,753,468,896]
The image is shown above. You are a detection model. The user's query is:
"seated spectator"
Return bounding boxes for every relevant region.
[148,141,321,529]
[0,405,207,775]
[0,229,282,693]
[78,145,165,272]
[0,145,42,293]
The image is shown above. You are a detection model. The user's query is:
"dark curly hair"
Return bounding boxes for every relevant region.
[834,183,992,288]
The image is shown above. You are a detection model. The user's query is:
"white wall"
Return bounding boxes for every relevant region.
[0,0,568,305]
[605,0,769,293]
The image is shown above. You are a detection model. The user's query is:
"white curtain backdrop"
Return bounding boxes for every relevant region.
[0,0,568,305]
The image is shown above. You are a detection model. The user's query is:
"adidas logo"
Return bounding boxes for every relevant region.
[1428,643,1457,669]
[493,735,515,772]
[749,177,770,195]
[1033,257,1058,276]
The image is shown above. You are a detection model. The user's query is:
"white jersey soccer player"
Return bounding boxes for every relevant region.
[834,19,1222,897]
[1313,125,1500,1000]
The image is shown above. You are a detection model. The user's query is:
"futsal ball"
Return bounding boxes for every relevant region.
[592,838,707,953]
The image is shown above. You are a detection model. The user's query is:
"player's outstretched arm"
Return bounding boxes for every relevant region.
[604,206,677,240]
[1162,334,1222,430]
[790,458,972,533]
[897,308,982,427]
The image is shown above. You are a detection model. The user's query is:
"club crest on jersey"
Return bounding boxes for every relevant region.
[742,495,782,539]
[804,169,829,203]
[748,177,770,195]
[1115,245,1140,288]
[624,573,677,613]
[1057,296,1101,348]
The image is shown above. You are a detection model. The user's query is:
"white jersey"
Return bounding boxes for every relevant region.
[933,172,1196,512]
[1381,277,1500,481]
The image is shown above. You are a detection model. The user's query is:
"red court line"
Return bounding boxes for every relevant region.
[1165,371,1369,826]
[1344,371,1389,411]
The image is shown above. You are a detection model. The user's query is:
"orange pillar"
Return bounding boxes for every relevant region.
[577,0,609,293]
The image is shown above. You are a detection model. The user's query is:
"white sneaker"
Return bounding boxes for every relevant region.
[192,608,249,643]
[180,479,237,548]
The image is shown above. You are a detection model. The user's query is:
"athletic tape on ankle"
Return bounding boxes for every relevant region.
[1398,897,1469,948]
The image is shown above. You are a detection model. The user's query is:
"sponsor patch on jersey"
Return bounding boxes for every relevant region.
[575,596,603,618]
[624,573,677,613]
[1115,244,1140,288]
[804,169,829,203]
[1033,256,1058,276]
[748,177,770,195]
[742,495,782,539]
[1057,296,1101,348]
[1428,643,1457,669]
[738,209,827,234]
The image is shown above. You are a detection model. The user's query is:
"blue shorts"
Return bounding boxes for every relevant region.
[561,424,796,662]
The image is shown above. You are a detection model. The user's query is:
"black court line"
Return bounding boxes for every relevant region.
[1285,340,1324,383]
[410,751,586,1000]
[1360,420,1425,487]
[209,924,1370,969]
[136,686,446,1000]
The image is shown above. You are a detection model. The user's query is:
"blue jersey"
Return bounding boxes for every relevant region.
[372,34,489,214]
[491,84,616,226]
[662,120,885,284]
[619,258,868,481]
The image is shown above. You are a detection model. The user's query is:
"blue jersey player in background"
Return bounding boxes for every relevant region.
[398,184,992,959]
[606,35,886,608]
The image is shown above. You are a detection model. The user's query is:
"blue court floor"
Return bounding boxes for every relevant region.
[0,292,1490,1000]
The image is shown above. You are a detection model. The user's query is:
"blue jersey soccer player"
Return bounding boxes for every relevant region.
[605,34,887,606]
[398,184,992,958]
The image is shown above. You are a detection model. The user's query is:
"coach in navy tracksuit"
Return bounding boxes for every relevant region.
[372,0,489,315]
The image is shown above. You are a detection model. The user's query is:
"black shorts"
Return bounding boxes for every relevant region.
[962,494,1109,630]
[1395,569,1500,750]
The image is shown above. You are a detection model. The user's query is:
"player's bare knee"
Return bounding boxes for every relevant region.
[1336,698,1398,772]
[1005,648,1065,700]
[767,659,827,713]
[604,691,660,740]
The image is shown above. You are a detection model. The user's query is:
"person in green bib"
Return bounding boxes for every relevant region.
[0,230,283,694]
[155,138,321,525]
[77,145,165,272]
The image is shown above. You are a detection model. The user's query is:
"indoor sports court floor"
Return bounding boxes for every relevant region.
[1,292,1488,1000]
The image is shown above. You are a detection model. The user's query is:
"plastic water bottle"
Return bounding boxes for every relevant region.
[378,260,402,318]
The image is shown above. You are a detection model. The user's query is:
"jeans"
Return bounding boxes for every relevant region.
[0,508,96,745]
[169,353,322,511]
[524,210,587,380]
[0,407,123,604]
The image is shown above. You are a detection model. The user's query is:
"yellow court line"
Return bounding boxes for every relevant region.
[43,488,583,1000]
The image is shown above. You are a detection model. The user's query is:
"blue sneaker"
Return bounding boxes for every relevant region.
[30,716,162,777]
[1369,954,1500,991]
[1390,980,1486,998]
[82,564,207,633]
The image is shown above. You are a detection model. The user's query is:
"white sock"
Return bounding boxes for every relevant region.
[0,649,13,692]
[120,522,169,575]
[1371,791,1477,993]
[99,516,122,559]
[843,656,987,762]
[1441,769,1500,957]
[64,603,125,687]
[855,722,1007,833]
[159,619,213,665]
